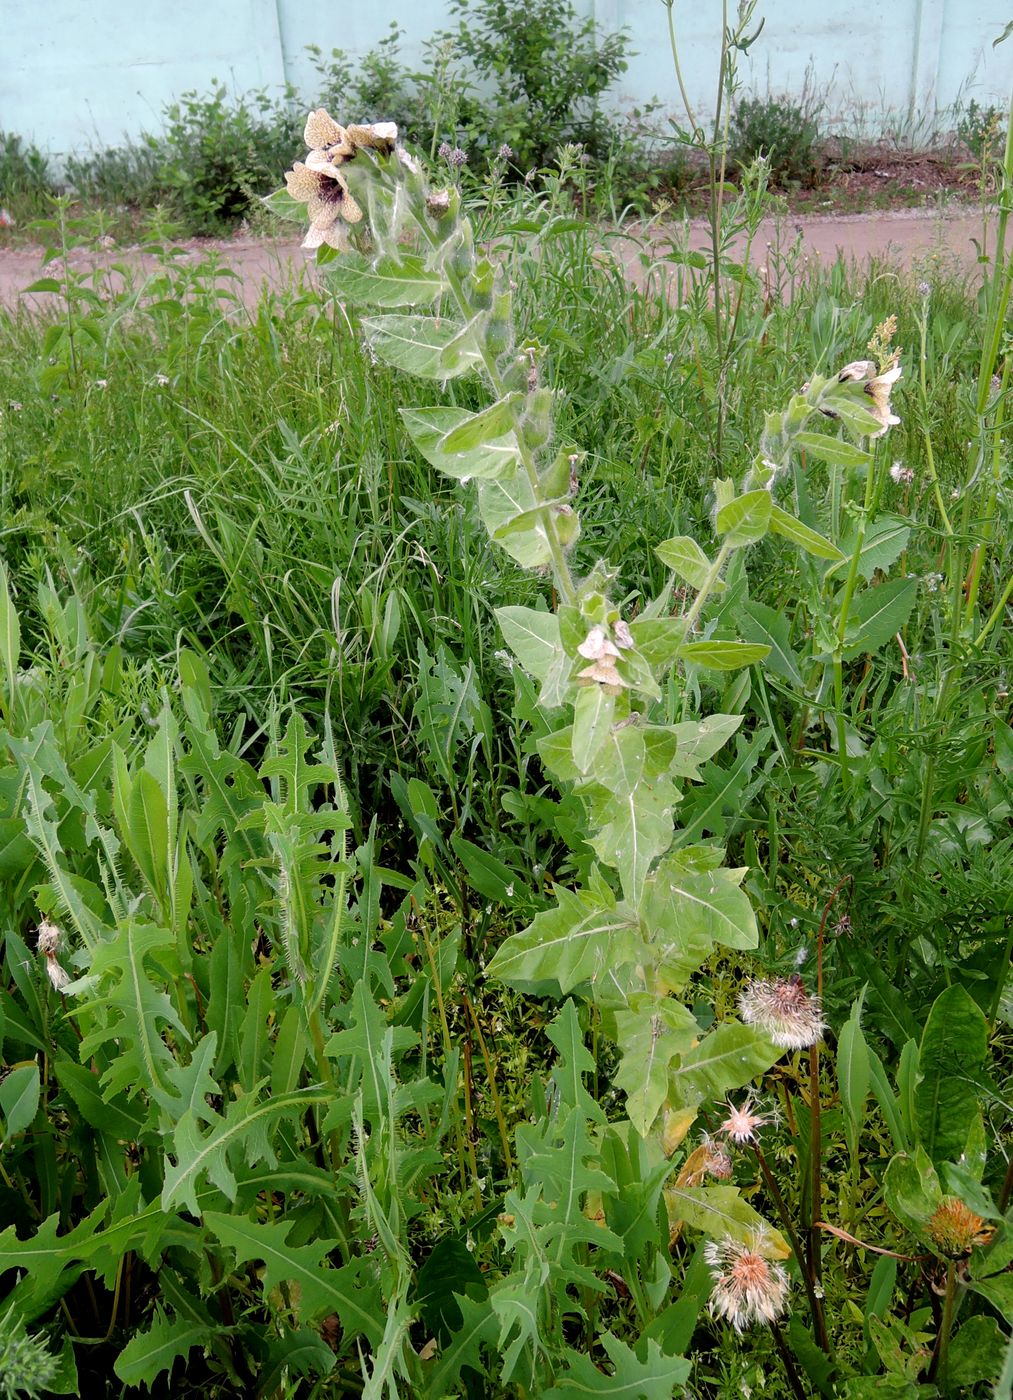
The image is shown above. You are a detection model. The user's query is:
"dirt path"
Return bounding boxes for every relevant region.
[0,205,991,312]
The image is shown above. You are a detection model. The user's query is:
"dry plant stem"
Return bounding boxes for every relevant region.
[771,1321,808,1400]
[463,990,514,1174]
[998,1149,1013,1215]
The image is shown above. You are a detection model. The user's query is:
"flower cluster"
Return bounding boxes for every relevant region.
[576,623,633,691]
[837,357,902,438]
[926,1198,994,1257]
[284,110,398,251]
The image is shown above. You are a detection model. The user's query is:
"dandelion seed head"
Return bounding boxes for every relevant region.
[705,1236,789,1331]
[738,976,825,1049]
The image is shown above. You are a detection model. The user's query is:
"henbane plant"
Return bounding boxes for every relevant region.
[269,111,904,1247]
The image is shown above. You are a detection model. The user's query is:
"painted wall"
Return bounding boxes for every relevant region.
[2,0,1011,159]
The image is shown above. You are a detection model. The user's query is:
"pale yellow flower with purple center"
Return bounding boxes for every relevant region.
[705,1235,789,1332]
[837,356,902,438]
[284,158,363,250]
[739,975,825,1050]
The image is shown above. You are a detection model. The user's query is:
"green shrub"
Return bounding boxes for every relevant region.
[729,92,823,187]
[956,96,1006,163]
[440,0,630,170]
[0,131,56,219]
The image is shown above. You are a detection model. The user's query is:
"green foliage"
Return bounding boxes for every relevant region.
[437,0,630,170]
[0,26,1012,1390]
[729,93,824,187]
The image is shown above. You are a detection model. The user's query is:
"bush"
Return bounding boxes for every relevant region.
[728,92,823,187]
[440,0,631,170]
[956,97,1006,163]
[0,131,56,219]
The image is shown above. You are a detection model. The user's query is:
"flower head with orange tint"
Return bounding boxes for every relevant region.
[926,1197,994,1257]
[705,1235,789,1331]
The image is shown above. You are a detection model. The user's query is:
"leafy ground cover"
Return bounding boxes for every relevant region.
[0,13,1011,1400]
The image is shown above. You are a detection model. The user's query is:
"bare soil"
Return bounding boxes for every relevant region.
[0,201,992,313]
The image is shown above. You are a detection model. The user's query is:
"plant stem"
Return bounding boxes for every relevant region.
[753,1142,829,1351]
[680,539,734,634]
[411,204,579,608]
[770,1321,808,1400]
[929,1259,958,1387]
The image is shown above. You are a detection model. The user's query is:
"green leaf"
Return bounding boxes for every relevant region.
[768,504,844,560]
[571,683,616,773]
[486,886,644,992]
[715,490,772,547]
[161,1087,330,1216]
[0,557,20,701]
[545,1333,691,1397]
[825,515,910,580]
[664,1185,789,1258]
[627,619,690,668]
[496,606,561,679]
[668,715,743,778]
[883,1147,942,1236]
[451,833,518,902]
[422,1292,497,1394]
[323,251,447,307]
[614,998,699,1134]
[677,640,770,671]
[914,984,987,1166]
[204,1212,383,1343]
[654,536,715,591]
[362,314,480,378]
[261,186,309,223]
[54,1062,144,1141]
[114,1314,212,1388]
[669,1021,781,1106]
[77,922,188,1106]
[588,727,675,902]
[842,577,918,658]
[476,474,556,568]
[738,601,804,687]
[947,1315,1006,1386]
[837,990,870,1161]
[401,405,521,481]
[440,393,524,451]
[795,430,872,469]
[0,1064,39,1141]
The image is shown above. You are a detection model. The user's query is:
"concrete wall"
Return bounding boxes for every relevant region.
[2,0,1011,158]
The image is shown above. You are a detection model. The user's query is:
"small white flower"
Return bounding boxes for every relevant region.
[613,620,634,650]
[577,625,621,662]
[890,461,914,485]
